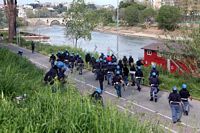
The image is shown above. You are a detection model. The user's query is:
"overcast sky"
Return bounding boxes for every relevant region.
[0,0,118,7]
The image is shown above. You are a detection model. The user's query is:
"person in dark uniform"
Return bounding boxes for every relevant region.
[129,63,136,86]
[128,55,134,66]
[49,53,56,67]
[77,56,84,75]
[122,56,128,65]
[31,41,35,53]
[168,86,182,124]
[136,57,144,67]
[90,88,103,106]
[113,71,124,97]
[97,69,105,91]
[179,84,192,116]
[69,53,75,73]
[135,66,143,91]
[149,72,159,102]
[123,65,129,86]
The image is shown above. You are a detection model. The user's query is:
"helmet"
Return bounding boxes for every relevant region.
[137,66,141,70]
[182,84,187,89]
[116,71,120,75]
[103,60,107,63]
[117,65,120,69]
[152,64,156,69]
[108,62,112,65]
[99,58,103,62]
[96,59,99,63]
[172,86,177,91]
[96,88,102,94]
[152,72,156,77]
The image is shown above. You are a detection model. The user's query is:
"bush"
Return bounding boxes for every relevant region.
[157,5,181,31]
[124,6,140,26]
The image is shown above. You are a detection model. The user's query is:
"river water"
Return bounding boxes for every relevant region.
[20,25,157,61]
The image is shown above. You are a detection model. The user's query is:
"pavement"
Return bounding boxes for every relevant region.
[1,43,200,133]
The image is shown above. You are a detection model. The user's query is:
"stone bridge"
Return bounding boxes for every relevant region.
[26,18,68,26]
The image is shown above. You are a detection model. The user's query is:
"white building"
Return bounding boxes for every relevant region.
[18,6,27,18]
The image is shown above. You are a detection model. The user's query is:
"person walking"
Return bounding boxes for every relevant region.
[97,69,105,91]
[128,55,134,67]
[168,86,182,124]
[149,72,159,102]
[113,71,123,97]
[31,41,35,53]
[129,63,136,86]
[179,84,192,116]
[135,66,144,91]
[123,65,129,87]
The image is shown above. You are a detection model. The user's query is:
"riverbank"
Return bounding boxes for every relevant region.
[95,26,183,40]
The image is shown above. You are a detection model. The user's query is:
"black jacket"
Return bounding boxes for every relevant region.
[179,89,190,99]
[135,70,143,77]
[168,92,181,104]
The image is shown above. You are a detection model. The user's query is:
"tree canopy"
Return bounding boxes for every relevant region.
[124,6,140,26]
[65,0,98,47]
[157,5,181,31]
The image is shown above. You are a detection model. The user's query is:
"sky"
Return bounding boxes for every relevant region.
[0,0,118,7]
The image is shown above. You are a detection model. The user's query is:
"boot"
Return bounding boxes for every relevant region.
[150,97,153,101]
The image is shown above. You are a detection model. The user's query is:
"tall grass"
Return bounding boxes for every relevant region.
[0,48,162,132]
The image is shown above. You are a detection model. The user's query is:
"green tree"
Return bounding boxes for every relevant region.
[157,5,181,31]
[25,9,36,18]
[140,8,157,23]
[124,6,140,26]
[65,0,98,48]
[96,9,114,26]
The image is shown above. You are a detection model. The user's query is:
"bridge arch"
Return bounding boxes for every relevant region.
[50,20,61,26]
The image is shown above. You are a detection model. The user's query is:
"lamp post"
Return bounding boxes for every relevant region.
[116,0,119,59]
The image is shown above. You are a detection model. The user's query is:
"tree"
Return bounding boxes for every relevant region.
[140,8,157,23]
[124,6,140,26]
[0,9,7,28]
[65,0,98,48]
[96,9,114,26]
[3,0,17,42]
[157,5,181,31]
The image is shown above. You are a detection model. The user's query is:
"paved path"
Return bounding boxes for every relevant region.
[1,43,200,133]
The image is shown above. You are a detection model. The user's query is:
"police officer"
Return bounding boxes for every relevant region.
[123,65,129,86]
[69,53,75,73]
[90,88,103,106]
[107,62,113,85]
[149,72,159,102]
[136,57,144,67]
[77,56,84,75]
[49,53,56,67]
[122,56,128,65]
[97,69,105,91]
[135,66,144,91]
[128,55,134,66]
[113,71,124,97]
[130,63,136,86]
[168,86,182,124]
[31,41,35,53]
[179,84,192,116]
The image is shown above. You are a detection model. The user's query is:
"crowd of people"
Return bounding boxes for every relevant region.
[43,50,192,124]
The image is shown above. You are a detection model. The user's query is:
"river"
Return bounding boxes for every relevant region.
[20,25,158,61]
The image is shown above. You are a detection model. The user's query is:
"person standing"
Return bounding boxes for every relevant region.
[135,66,143,91]
[129,63,136,86]
[31,41,35,53]
[97,69,105,91]
[128,55,134,67]
[113,71,123,97]
[179,84,192,116]
[149,72,159,102]
[168,86,182,124]
[123,65,129,87]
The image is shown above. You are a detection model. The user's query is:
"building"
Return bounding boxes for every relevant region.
[18,6,27,18]
[148,0,162,9]
[142,42,197,74]
[161,0,200,15]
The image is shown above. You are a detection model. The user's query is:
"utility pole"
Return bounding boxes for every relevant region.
[36,0,40,41]
[116,0,119,59]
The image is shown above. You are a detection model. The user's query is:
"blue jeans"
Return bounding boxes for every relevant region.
[150,86,158,100]
[107,72,113,85]
[136,78,142,91]
[182,101,189,113]
[170,104,182,122]
[123,76,128,86]
[115,84,122,97]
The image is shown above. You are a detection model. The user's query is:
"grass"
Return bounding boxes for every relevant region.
[0,48,162,132]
